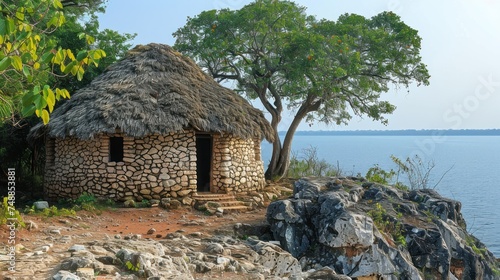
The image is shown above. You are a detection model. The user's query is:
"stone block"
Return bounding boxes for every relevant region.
[34,201,49,210]
[140,189,151,195]
[147,175,157,182]
[171,185,182,192]
[162,179,176,188]
[177,189,192,197]
[182,197,193,206]
[152,186,163,194]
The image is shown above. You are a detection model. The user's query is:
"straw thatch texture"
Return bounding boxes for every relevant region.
[29,44,273,141]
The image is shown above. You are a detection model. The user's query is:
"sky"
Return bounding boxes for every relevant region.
[97,0,500,131]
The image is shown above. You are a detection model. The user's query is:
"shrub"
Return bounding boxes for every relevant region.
[365,164,396,184]
[391,155,453,190]
[72,192,115,214]
[287,146,341,178]
[24,204,76,217]
[75,192,97,205]
[137,199,151,208]
[368,203,406,247]
[1,197,25,228]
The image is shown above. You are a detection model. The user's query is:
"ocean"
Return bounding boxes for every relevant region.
[261,134,500,257]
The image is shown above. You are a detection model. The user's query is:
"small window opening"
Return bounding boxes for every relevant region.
[109,137,124,162]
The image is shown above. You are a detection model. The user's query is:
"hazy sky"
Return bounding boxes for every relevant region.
[97,0,500,131]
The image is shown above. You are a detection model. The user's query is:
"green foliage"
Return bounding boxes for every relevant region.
[0,0,133,197]
[492,267,500,277]
[24,204,76,217]
[136,199,151,208]
[74,191,96,204]
[0,116,45,194]
[43,205,76,217]
[125,260,140,272]
[368,203,406,247]
[365,164,395,184]
[364,162,409,191]
[465,235,487,257]
[174,0,430,179]
[72,192,115,214]
[287,146,340,178]
[24,193,114,216]
[1,196,25,227]
[422,209,437,223]
[52,13,136,92]
[0,0,107,124]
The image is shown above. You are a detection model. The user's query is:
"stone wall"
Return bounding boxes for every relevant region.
[45,130,197,202]
[44,130,266,201]
[211,134,266,194]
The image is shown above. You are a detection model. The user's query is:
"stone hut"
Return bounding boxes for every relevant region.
[29,43,273,202]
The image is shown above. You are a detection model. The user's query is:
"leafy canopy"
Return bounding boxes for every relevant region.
[0,0,106,124]
[174,0,429,126]
[176,0,430,179]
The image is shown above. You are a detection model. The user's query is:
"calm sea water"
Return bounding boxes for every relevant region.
[262,135,500,257]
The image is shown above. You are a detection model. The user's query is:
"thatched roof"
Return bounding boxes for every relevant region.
[29,44,273,142]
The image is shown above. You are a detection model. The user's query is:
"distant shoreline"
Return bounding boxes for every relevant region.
[284,129,500,136]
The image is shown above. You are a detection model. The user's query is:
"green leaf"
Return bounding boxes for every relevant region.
[41,109,49,124]
[11,56,22,71]
[76,67,84,81]
[21,52,32,63]
[61,88,70,98]
[21,105,36,117]
[33,94,47,109]
[54,49,65,64]
[6,18,15,33]
[92,51,102,60]
[16,30,29,42]
[33,85,41,94]
[41,52,55,64]
[85,34,95,45]
[53,0,63,9]
[76,50,87,61]
[21,90,35,107]
[63,60,77,74]
[22,65,30,77]
[0,57,11,71]
[55,88,62,100]
[16,9,25,21]
[47,16,58,28]
[0,18,6,36]
[46,88,56,113]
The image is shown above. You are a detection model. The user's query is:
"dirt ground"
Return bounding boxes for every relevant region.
[2,205,270,243]
[0,205,270,279]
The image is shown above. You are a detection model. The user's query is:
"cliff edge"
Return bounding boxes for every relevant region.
[267,177,500,280]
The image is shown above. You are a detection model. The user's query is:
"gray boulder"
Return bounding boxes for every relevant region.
[247,239,303,278]
[266,177,500,280]
[34,201,49,210]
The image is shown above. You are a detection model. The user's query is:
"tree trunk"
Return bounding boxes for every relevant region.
[264,108,282,180]
[265,99,318,181]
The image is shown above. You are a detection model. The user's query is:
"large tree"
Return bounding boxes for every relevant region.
[0,0,106,124]
[0,0,134,194]
[174,0,430,180]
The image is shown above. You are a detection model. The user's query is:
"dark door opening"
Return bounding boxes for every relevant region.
[196,134,212,192]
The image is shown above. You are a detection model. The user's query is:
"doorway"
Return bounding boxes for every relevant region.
[196,134,212,192]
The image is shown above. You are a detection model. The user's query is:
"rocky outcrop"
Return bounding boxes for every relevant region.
[267,177,500,280]
[3,233,307,279]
